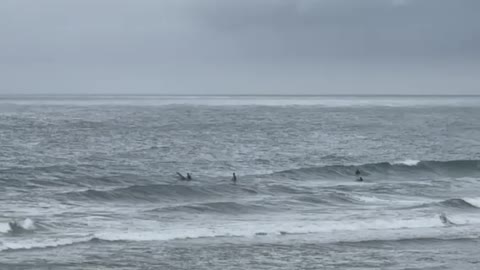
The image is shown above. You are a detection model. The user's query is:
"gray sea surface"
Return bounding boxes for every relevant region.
[1,95,480,270]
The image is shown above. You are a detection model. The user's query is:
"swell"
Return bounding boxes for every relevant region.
[0,164,130,188]
[406,198,480,210]
[146,191,390,213]
[57,181,372,206]
[283,192,372,207]
[57,184,259,202]
[438,198,480,209]
[4,159,478,189]
[147,201,268,214]
[272,159,480,179]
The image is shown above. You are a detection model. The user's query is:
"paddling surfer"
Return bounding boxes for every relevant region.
[176,172,187,180]
[232,173,237,184]
[355,169,363,182]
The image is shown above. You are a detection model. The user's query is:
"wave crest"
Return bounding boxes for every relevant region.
[438,198,480,209]
[273,159,480,179]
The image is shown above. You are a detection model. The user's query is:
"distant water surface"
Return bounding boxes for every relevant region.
[1,95,480,269]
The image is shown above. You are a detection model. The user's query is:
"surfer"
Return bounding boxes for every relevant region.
[439,213,455,226]
[8,221,19,230]
[355,169,363,182]
[187,173,192,181]
[232,173,237,184]
[176,172,187,180]
[8,221,25,234]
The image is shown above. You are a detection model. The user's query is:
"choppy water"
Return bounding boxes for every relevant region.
[1,95,480,270]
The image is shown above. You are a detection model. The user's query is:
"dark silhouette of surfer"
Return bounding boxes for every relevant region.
[232,173,237,184]
[355,169,363,182]
[439,213,455,226]
[7,221,27,235]
[176,172,187,180]
[8,221,21,231]
[177,172,192,181]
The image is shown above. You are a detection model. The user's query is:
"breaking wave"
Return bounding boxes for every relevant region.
[438,198,480,209]
[410,198,480,210]
[273,159,480,179]
[0,237,95,252]
[0,218,36,235]
[3,213,480,253]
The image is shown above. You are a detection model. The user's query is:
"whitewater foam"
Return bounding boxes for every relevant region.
[463,197,480,208]
[90,213,480,244]
[393,159,421,166]
[0,218,36,234]
[0,236,93,252]
[0,223,9,234]
[3,214,480,252]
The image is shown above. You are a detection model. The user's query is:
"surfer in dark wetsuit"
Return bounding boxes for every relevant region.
[232,173,237,184]
[439,213,455,226]
[187,173,192,181]
[176,172,187,180]
[8,221,18,230]
[8,221,24,234]
[355,169,363,182]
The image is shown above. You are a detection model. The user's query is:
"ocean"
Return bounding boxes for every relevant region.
[1,95,480,270]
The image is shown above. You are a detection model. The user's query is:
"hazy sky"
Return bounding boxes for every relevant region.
[1,0,479,95]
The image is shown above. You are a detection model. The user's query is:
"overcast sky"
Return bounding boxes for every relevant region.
[1,0,479,95]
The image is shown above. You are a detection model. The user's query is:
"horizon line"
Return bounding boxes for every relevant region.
[1,94,479,97]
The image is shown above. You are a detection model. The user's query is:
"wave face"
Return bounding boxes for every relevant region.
[147,201,268,215]
[57,184,258,203]
[5,158,477,192]
[438,198,480,209]
[43,159,480,204]
[2,98,480,269]
[274,160,480,180]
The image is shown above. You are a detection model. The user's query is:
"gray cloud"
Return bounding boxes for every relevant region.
[0,0,479,94]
